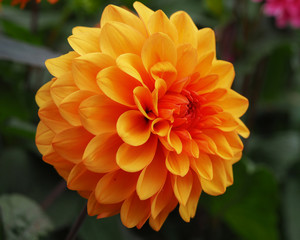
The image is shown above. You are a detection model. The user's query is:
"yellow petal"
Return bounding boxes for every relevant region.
[179,172,202,222]
[167,129,182,154]
[141,32,177,71]
[166,151,190,177]
[67,162,102,191]
[79,94,128,135]
[133,86,157,119]
[45,51,79,78]
[116,135,157,172]
[147,10,178,43]
[35,121,55,155]
[83,133,122,173]
[72,53,114,93]
[52,126,94,163]
[191,152,213,180]
[36,79,54,108]
[176,44,198,80]
[59,90,95,126]
[120,192,151,228]
[236,118,250,138]
[97,66,142,107]
[210,60,235,89]
[50,72,78,106]
[223,161,234,187]
[200,156,227,195]
[197,28,216,60]
[170,11,198,48]
[150,61,177,91]
[101,4,147,37]
[116,110,151,146]
[172,170,193,205]
[151,118,170,137]
[68,27,101,55]
[116,53,153,89]
[95,170,138,204]
[136,147,167,200]
[133,1,154,29]
[100,22,146,59]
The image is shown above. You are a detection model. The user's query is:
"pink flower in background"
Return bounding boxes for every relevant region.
[254,0,300,28]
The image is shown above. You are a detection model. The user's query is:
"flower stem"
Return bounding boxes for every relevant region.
[41,180,66,210]
[65,204,87,240]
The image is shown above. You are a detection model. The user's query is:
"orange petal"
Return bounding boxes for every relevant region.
[36,121,55,155]
[133,86,157,119]
[120,192,151,228]
[170,11,198,48]
[191,152,213,180]
[133,1,154,29]
[87,191,122,218]
[83,133,122,173]
[116,110,151,146]
[141,33,177,71]
[136,147,167,200]
[223,131,244,154]
[59,90,95,126]
[67,162,102,191]
[172,170,193,205]
[45,51,79,78]
[100,22,146,59]
[116,135,157,172]
[95,170,138,204]
[214,112,239,132]
[176,44,198,80]
[179,172,202,222]
[79,94,128,135]
[151,118,170,137]
[197,28,216,60]
[101,4,147,37]
[147,10,178,43]
[68,27,101,55]
[236,118,250,138]
[166,151,190,177]
[36,79,54,108]
[187,73,218,94]
[210,60,235,89]
[167,129,182,154]
[38,101,71,134]
[200,156,227,195]
[50,72,78,106]
[223,161,234,187]
[52,126,94,163]
[97,66,142,107]
[193,52,215,79]
[72,53,114,93]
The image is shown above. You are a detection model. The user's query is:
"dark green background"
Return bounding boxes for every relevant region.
[0,0,299,239]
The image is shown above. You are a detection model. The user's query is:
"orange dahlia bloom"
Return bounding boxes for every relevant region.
[36,2,249,231]
[1,0,58,8]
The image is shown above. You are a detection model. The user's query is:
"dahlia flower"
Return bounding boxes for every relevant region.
[36,2,249,231]
[0,0,58,8]
[254,0,300,28]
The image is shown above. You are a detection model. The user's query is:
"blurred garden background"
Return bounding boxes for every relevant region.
[0,0,300,239]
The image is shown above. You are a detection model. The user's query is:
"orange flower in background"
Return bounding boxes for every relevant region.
[35,1,249,231]
[1,0,58,8]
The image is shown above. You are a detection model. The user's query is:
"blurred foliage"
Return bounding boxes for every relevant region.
[0,0,300,239]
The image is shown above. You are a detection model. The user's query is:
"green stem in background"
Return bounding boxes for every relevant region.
[65,204,87,240]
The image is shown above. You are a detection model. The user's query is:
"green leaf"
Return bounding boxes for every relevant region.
[0,194,53,240]
[205,0,224,17]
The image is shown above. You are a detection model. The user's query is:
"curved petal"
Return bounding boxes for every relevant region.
[117,110,151,146]
[45,51,79,78]
[133,86,157,119]
[176,44,198,80]
[136,147,167,200]
[200,156,227,196]
[101,4,147,37]
[141,33,177,71]
[68,27,101,55]
[35,121,55,155]
[72,53,114,93]
[147,10,178,43]
[59,90,95,126]
[67,162,102,191]
[83,133,122,173]
[167,129,182,154]
[172,170,193,205]
[166,151,190,177]
[191,152,213,180]
[116,135,157,172]
[100,22,146,59]
[197,28,216,60]
[210,60,235,89]
[151,118,170,137]
[236,118,250,138]
[79,94,128,135]
[36,79,54,108]
[150,61,177,91]
[97,66,142,107]
[133,1,154,29]
[95,170,139,204]
[52,126,94,163]
[120,192,151,228]
[170,11,198,48]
